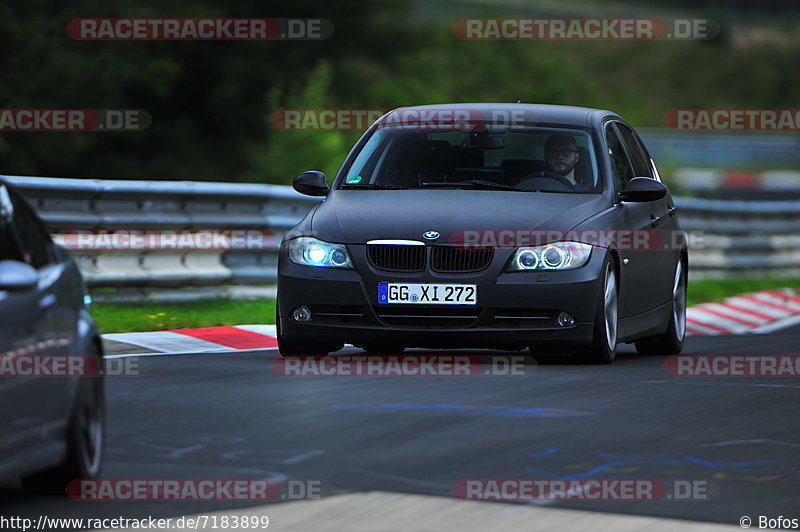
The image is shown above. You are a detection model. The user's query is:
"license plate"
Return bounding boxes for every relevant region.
[378,283,477,305]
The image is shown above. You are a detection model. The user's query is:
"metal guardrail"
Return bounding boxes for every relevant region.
[3,175,320,292]
[676,197,800,277]
[6,175,800,295]
[638,128,800,167]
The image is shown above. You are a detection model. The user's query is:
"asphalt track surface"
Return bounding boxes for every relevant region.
[2,327,799,529]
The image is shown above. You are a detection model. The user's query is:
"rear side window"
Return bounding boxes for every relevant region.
[9,188,54,269]
[616,124,653,178]
[605,124,634,191]
[0,185,25,262]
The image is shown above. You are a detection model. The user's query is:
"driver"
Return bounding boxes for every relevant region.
[543,135,580,185]
[517,134,588,191]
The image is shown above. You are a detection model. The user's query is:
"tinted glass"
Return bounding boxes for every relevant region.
[616,123,653,178]
[0,186,25,262]
[342,126,600,194]
[605,124,635,190]
[9,188,53,269]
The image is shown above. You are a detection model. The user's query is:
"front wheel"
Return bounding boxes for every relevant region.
[577,258,618,364]
[22,344,105,495]
[634,258,687,356]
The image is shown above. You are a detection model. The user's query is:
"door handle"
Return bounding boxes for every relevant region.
[650,215,665,227]
[38,293,56,309]
[667,206,678,217]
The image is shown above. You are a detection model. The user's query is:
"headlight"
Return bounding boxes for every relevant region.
[508,241,592,271]
[288,237,353,268]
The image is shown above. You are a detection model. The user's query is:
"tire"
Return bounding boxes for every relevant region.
[634,258,687,356]
[22,344,105,495]
[276,305,340,358]
[577,257,619,364]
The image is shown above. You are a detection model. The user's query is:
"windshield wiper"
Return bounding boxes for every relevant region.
[340,182,407,190]
[468,180,533,191]
[422,180,533,192]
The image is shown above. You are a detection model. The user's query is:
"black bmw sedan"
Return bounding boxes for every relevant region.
[277,104,687,363]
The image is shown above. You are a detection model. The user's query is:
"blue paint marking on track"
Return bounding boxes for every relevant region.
[682,456,776,468]
[530,448,560,457]
[528,460,628,480]
[333,403,598,418]
[526,449,783,480]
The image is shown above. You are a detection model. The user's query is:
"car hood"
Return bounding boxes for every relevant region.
[309,190,609,244]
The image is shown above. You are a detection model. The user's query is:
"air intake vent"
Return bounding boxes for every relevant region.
[367,244,425,271]
[376,307,480,328]
[432,247,493,272]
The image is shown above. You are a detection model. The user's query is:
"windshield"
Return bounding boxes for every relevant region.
[339,126,599,193]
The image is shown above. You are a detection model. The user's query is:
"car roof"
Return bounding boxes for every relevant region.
[379,103,622,129]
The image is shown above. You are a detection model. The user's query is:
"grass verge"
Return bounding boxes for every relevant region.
[687,277,800,307]
[91,298,276,334]
[91,278,800,333]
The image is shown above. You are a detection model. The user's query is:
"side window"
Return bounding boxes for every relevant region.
[9,188,53,269]
[0,185,25,262]
[0,220,25,262]
[616,124,653,178]
[605,124,634,191]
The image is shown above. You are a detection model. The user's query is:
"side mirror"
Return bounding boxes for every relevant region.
[293,171,330,197]
[0,260,38,291]
[620,177,667,203]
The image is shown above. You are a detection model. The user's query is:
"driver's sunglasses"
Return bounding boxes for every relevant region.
[545,149,578,158]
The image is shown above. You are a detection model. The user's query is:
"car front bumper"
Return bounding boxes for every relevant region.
[277,245,608,349]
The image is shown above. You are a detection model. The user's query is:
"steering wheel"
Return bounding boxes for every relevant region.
[520,170,577,190]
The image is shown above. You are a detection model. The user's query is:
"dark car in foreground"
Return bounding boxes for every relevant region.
[0,178,104,492]
[277,104,687,363]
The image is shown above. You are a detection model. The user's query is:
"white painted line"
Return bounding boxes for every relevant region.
[235,324,278,336]
[281,450,327,465]
[103,331,232,354]
[105,347,279,359]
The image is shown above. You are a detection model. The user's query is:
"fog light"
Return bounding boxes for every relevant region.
[557,312,576,327]
[291,306,312,322]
